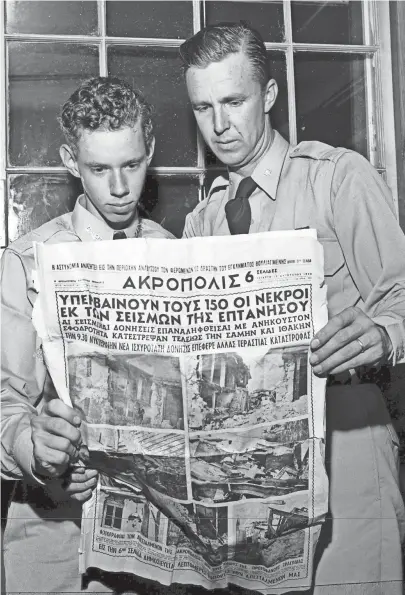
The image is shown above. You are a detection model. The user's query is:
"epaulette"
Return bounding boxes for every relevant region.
[206,175,229,201]
[290,141,350,162]
[142,218,174,238]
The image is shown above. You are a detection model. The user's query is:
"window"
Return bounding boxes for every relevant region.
[0,0,399,247]
[103,501,123,529]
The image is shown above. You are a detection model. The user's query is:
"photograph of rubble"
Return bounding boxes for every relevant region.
[68,352,184,429]
[84,449,188,501]
[187,347,309,431]
[192,504,229,564]
[189,419,309,503]
[228,495,308,566]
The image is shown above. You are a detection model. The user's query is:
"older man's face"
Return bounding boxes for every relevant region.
[186,51,275,172]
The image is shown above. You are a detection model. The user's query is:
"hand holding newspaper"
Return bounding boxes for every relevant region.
[33,230,328,593]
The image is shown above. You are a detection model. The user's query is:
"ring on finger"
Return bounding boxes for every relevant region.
[356,338,365,354]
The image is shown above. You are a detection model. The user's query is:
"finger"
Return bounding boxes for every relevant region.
[69,469,98,484]
[69,465,86,476]
[65,476,98,493]
[312,340,370,377]
[38,433,79,459]
[78,444,90,464]
[70,489,93,503]
[311,307,359,351]
[45,399,83,427]
[309,322,364,366]
[327,350,381,376]
[41,416,82,445]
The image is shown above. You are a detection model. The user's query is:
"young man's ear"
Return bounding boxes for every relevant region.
[264,79,278,114]
[60,144,80,178]
[146,136,155,166]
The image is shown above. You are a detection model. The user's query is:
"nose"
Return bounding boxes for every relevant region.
[110,170,129,198]
[213,105,229,136]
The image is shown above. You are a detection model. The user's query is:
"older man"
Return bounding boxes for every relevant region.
[180,23,405,594]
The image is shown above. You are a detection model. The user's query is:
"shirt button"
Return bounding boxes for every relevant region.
[264,169,272,176]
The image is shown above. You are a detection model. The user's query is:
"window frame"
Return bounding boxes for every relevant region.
[0,0,399,248]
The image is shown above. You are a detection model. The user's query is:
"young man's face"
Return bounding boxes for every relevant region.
[61,124,154,229]
[186,51,277,172]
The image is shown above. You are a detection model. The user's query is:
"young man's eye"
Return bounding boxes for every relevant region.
[194,105,209,113]
[127,162,139,170]
[229,100,242,107]
[91,166,105,174]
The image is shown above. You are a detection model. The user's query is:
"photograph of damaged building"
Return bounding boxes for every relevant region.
[190,419,309,503]
[97,484,228,565]
[230,501,307,567]
[68,352,184,429]
[98,488,183,547]
[189,347,308,431]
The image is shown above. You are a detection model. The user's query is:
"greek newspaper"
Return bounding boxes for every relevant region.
[33,230,328,593]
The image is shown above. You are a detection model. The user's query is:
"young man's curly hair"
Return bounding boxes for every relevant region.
[60,77,154,153]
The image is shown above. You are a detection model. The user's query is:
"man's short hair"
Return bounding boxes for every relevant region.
[60,76,153,153]
[179,22,270,87]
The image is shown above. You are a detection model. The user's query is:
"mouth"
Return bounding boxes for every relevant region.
[110,202,134,211]
[216,140,239,149]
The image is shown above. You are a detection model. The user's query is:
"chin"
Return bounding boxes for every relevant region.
[105,212,138,227]
[218,155,245,168]
[212,149,245,167]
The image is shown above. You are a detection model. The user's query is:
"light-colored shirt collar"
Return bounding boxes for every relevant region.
[228,130,290,202]
[71,194,141,241]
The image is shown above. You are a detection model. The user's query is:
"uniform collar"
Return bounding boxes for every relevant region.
[228,130,290,202]
[71,195,141,241]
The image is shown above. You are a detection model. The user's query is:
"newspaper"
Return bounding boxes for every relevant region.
[33,230,328,594]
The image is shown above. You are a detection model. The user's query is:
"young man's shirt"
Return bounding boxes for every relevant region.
[1,195,174,481]
[183,131,405,366]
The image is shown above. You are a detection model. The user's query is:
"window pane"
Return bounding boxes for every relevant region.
[8,42,99,167]
[106,1,193,39]
[108,46,197,167]
[113,506,123,529]
[7,174,81,242]
[295,53,367,157]
[291,1,363,45]
[205,51,289,167]
[141,176,199,238]
[205,2,285,43]
[5,1,98,36]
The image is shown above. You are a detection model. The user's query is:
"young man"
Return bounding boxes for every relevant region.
[1,76,174,593]
[180,24,405,595]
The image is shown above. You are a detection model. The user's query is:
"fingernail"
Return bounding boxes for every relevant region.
[313,365,322,375]
[311,338,320,349]
[309,354,318,364]
[73,416,81,426]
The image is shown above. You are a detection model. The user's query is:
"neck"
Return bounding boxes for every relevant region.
[231,123,275,178]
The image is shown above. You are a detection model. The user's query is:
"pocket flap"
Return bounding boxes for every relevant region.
[321,239,345,277]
